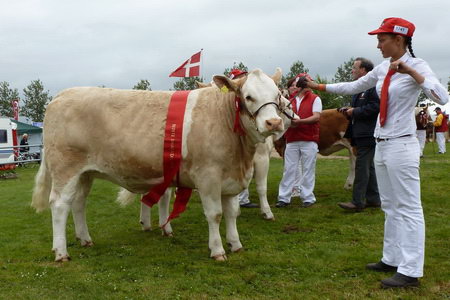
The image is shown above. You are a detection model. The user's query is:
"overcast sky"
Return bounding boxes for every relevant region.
[1,0,449,110]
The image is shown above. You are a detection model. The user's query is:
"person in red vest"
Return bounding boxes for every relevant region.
[433,107,448,154]
[306,17,448,288]
[276,73,322,208]
[229,68,260,208]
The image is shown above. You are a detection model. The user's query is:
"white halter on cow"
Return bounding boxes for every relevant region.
[32,68,294,261]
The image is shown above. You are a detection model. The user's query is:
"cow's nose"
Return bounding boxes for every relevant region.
[265,118,282,131]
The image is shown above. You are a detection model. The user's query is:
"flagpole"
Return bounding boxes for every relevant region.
[200,48,204,81]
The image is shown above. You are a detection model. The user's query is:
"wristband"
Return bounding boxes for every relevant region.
[317,84,326,91]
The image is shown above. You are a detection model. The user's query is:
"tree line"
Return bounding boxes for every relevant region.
[1,59,449,122]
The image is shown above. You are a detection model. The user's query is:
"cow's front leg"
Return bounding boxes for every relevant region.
[159,188,173,236]
[198,187,226,260]
[50,190,71,262]
[140,202,152,231]
[222,195,242,252]
[253,154,274,220]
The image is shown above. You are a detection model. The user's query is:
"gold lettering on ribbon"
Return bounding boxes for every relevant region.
[169,123,177,160]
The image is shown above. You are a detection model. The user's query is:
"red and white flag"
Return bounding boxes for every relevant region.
[169,50,202,77]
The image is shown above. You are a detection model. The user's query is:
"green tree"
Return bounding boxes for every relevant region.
[172,77,204,91]
[22,79,52,122]
[0,81,19,117]
[223,62,248,77]
[333,58,355,106]
[281,61,309,88]
[133,79,152,91]
[417,91,428,106]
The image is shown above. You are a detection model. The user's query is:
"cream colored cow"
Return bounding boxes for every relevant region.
[32,68,296,261]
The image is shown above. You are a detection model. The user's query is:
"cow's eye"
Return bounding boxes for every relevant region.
[245,95,253,101]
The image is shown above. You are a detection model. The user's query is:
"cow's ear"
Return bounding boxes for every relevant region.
[213,75,239,93]
[271,67,282,85]
[195,81,211,89]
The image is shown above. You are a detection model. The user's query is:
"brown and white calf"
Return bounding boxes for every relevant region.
[32,68,296,261]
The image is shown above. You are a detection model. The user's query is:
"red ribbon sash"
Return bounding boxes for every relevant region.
[233,96,245,135]
[141,91,193,226]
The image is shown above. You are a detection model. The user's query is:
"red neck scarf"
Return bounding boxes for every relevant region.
[379,69,397,127]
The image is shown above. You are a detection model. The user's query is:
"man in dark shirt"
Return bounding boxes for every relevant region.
[338,58,381,211]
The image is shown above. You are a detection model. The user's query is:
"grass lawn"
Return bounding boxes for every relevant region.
[0,143,449,299]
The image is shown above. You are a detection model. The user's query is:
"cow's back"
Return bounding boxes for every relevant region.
[44,87,173,189]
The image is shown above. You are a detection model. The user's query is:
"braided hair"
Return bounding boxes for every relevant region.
[406,37,416,58]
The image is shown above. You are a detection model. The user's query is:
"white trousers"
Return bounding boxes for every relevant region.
[436,132,446,153]
[278,141,318,204]
[238,189,250,205]
[374,136,424,278]
[416,130,426,156]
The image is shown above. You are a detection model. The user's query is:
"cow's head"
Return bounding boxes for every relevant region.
[213,68,295,142]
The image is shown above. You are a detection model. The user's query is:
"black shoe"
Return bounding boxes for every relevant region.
[365,202,381,208]
[275,201,290,208]
[302,201,315,208]
[338,202,363,212]
[240,202,259,208]
[381,272,420,289]
[366,261,397,272]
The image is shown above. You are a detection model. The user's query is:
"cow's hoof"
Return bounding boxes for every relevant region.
[162,231,173,237]
[81,240,94,247]
[232,247,243,253]
[213,254,227,261]
[55,255,71,262]
[142,226,152,232]
[262,213,275,220]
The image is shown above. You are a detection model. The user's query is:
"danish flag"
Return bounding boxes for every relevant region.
[169,50,202,77]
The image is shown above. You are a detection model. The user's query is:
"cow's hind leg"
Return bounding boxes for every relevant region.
[71,174,94,247]
[222,195,242,253]
[50,175,83,262]
[198,185,226,260]
[345,146,356,190]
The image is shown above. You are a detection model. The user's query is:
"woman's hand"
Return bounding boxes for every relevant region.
[390,59,425,84]
[390,60,413,74]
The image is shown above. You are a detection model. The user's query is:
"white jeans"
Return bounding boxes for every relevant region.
[375,136,424,278]
[436,132,446,153]
[416,130,426,156]
[238,189,250,205]
[278,141,318,204]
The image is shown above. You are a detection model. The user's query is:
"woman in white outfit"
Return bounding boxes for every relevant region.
[307,17,448,288]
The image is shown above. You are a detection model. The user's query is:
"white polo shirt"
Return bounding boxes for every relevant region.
[326,53,448,139]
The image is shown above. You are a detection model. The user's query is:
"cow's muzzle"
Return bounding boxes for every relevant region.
[265,118,283,132]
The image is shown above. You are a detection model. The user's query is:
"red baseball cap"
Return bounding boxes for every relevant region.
[229,69,248,79]
[296,73,313,81]
[368,17,415,37]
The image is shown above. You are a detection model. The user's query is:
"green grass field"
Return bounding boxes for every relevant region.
[0,144,449,299]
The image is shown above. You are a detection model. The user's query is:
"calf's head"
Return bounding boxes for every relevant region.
[213,68,290,142]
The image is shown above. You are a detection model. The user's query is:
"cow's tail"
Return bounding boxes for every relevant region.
[116,188,138,206]
[31,153,52,212]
